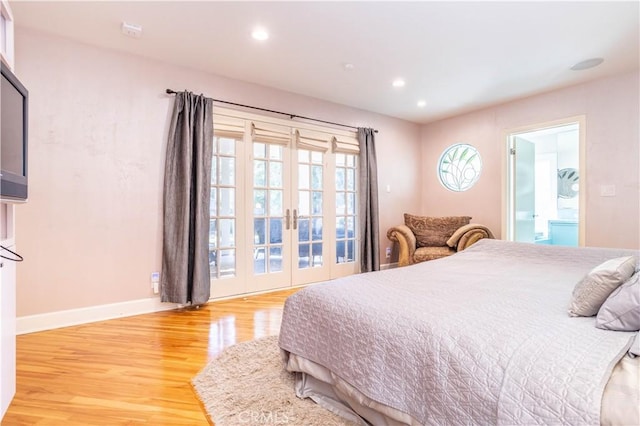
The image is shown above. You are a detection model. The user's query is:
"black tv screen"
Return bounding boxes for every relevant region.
[1,61,28,201]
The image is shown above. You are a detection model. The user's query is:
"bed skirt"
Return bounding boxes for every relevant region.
[284,350,418,426]
[283,346,640,426]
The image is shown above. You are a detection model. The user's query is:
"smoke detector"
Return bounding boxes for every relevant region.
[570,57,603,71]
[121,22,143,38]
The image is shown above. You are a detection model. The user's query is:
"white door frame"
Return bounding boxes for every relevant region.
[501,115,586,245]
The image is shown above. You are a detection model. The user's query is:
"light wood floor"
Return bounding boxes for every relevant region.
[3,289,299,425]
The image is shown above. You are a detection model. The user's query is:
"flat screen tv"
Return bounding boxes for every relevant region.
[1,61,28,201]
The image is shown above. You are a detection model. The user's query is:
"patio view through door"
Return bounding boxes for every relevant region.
[208,110,359,298]
[250,140,338,292]
[291,148,331,286]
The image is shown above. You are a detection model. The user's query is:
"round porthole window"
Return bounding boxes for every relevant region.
[437,143,482,192]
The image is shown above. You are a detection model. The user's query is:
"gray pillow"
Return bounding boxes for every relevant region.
[568,256,637,317]
[595,272,640,331]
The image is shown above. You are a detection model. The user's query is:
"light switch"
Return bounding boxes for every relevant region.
[600,185,616,197]
[386,184,391,193]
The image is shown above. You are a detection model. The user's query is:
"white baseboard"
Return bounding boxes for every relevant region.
[16,276,394,335]
[15,286,305,335]
[16,297,180,335]
[380,262,398,270]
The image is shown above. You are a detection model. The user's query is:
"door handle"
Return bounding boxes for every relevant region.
[293,209,298,230]
[285,209,291,230]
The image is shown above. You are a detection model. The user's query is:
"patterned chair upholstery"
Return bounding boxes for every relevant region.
[387,214,494,266]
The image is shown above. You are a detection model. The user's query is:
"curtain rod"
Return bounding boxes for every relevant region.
[165,89,377,133]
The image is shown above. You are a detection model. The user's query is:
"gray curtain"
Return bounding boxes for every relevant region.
[161,91,213,305]
[358,128,380,272]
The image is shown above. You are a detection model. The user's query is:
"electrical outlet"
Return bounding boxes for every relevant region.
[385,247,391,259]
[151,272,160,291]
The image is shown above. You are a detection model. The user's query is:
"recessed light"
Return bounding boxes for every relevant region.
[392,78,405,88]
[570,58,604,71]
[417,100,427,108]
[343,63,355,71]
[251,28,269,41]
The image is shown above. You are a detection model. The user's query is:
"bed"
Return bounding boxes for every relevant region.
[278,239,639,425]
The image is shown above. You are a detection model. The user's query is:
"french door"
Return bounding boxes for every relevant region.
[209,110,359,298]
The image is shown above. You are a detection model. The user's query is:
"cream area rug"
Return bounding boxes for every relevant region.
[192,335,356,426]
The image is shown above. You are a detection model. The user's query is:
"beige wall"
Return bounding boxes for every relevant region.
[420,71,640,249]
[14,27,639,319]
[14,28,421,317]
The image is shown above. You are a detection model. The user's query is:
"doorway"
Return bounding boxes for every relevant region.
[505,117,585,246]
[208,110,360,299]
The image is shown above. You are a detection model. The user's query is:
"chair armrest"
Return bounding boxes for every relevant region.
[446,224,495,251]
[387,225,417,266]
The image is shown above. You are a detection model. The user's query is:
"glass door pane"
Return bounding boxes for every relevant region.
[296,150,324,269]
[335,153,357,264]
[210,136,237,279]
[292,149,331,285]
[250,141,291,291]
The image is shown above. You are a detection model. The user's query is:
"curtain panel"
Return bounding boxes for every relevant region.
[161,91,213,305]
[358,128,380,272]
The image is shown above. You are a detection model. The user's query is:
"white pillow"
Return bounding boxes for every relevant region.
[596,272,640,331]
[630,334,640,358]
[568,256,637,317]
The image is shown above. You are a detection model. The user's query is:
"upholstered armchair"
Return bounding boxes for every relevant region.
[387,214,494,266]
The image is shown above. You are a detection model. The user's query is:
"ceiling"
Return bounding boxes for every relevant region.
[9,1,640,124]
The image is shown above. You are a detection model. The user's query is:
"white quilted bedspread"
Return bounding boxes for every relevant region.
[278,240,638,426]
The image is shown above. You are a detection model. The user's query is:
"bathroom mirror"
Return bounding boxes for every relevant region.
[557,168,579,199]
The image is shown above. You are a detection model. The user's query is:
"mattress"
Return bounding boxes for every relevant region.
[279,239,639,425]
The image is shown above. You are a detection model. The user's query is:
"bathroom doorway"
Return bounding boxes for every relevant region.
[505,117,585,246]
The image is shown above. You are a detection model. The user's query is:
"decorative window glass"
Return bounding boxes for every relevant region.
[437,143,482,192]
